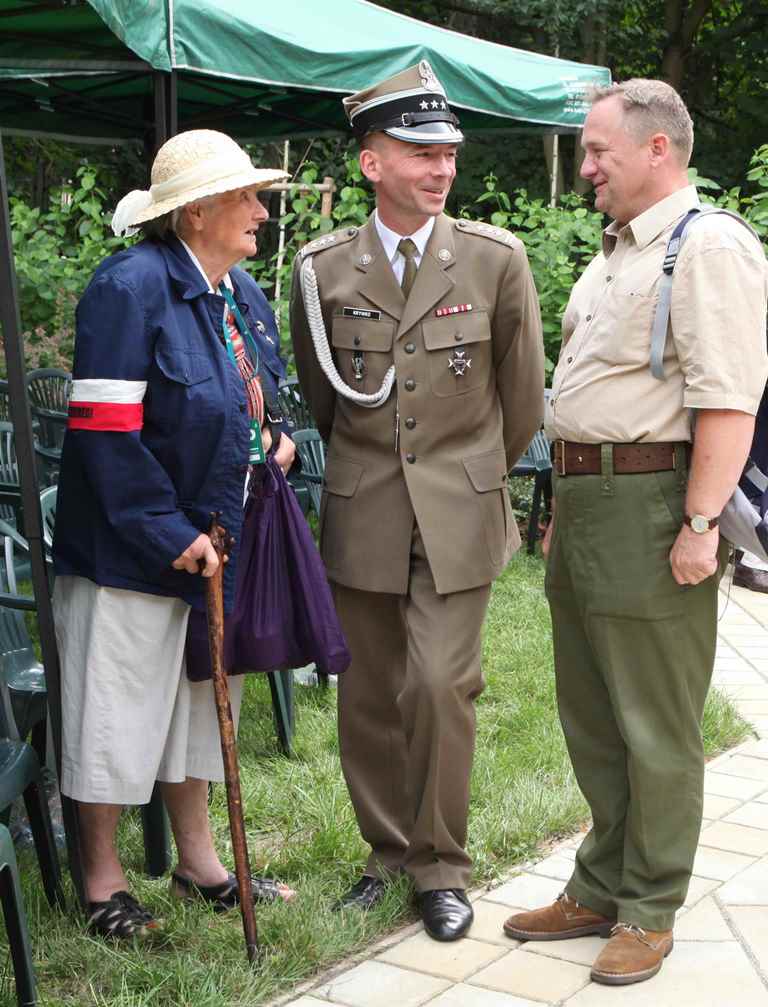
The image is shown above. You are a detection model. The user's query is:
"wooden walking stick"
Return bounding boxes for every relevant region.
[204,514,259,963]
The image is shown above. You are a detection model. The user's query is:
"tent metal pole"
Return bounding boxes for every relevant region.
[0,132,84,910]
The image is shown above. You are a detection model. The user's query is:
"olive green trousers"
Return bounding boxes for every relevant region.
[546,460,727,931]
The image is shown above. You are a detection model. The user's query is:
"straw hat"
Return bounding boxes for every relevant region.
[111,129,289,237]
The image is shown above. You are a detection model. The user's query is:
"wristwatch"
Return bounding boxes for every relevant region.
[683,513,719,534]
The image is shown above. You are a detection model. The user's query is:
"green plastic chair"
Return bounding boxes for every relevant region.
[0,534,45,763]
[291,428,325,517]
[0,645,64,912]
[0,821,37,1005]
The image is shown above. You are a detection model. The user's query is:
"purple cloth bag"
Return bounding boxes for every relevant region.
[185,457,350,681]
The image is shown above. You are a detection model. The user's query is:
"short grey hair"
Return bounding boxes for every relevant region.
[590,79,694,166]
[140,193,219,241]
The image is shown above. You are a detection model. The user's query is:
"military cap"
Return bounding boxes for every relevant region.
[342,60,464,145]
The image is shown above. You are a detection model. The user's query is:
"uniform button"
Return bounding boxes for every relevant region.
[567,356,573,363]
[239,403,247,412]
[454,333,464,341]
[406,453,416,464]
[353,336,361,346]
[586,314,592,321]
[404,378,416,391]
[405,417,416,429]
[606,275,613,282]
[405,342,416,354]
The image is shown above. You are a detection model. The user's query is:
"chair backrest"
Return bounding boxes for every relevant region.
[527,429,552,470]
[25,368,72,412]
[0,421,18,487]
[39,486,57,551]
[278,377,316,431]
[0,380,9,422]
[292,428,325,515]
[31,405,67,450]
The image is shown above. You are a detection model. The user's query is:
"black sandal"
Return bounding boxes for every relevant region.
[87,890,159,939]
[170,871,294,911]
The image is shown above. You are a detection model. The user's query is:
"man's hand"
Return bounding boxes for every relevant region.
[669,524,719,586]
[542,518,554,558]
[172,534,220,578]
[274,432,296,475]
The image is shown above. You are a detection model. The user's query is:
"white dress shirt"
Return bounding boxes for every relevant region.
[374,211,435,285]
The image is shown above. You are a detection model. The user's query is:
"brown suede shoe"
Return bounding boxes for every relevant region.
[503,892,615,942]
[591,923,674,985]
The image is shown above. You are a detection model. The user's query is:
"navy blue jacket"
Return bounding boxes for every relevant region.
[53,236,287,613]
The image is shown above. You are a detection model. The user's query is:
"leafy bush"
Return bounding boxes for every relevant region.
[6,145,767,375]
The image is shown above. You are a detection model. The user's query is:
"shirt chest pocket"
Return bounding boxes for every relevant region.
[589,280,659,367]
[422,309,492,397]
[331,315,395,395]
[151,343,217,425]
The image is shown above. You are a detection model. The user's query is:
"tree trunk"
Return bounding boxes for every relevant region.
[543,135,564,201]
[661,0,713,90]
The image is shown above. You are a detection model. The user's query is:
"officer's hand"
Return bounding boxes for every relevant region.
[669,525,719,586]
[274,433,296,475]
[172,534,220,578]
[542,518,554,559]
[261,425,273,455]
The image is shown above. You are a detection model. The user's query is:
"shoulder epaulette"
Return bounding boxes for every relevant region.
[454,218,520,249]
[299,226,360,259]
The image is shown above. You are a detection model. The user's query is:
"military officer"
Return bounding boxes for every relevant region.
[290,62,544,941]
[504,80,768,985]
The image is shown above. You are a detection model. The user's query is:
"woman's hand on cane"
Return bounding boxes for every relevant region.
[172,534,225,577]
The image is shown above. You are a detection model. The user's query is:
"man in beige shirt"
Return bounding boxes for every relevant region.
[504,80,768,986]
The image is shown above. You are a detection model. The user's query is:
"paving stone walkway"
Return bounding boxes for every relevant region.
[280,580,768,1007]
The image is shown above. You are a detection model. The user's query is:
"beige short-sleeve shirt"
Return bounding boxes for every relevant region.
[545,185,768,444]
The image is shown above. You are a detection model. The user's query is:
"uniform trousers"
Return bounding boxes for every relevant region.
[333,525,491,892]
[546,460,727,931]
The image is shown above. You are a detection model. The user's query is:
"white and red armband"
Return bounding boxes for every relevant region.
[67,379,147,432]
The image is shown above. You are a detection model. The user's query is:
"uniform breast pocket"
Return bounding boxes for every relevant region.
[422,310,492,397]
[331,315,395,395]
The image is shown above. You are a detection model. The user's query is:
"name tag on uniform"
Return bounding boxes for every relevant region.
[249,419,266,465]
[343,306,381,320]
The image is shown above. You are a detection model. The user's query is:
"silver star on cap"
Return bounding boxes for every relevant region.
[359,253,372,266]
[431,99,439,109]
[448,350,472,377]
[420,100,429,110]
[438,248,451,261]
[440,100,447,109]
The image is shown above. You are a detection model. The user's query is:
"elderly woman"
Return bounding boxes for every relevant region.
[53,129,296,938]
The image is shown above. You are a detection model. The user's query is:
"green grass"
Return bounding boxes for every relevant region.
[4,554,751,1005]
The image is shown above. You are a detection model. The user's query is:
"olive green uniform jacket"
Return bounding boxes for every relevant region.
[289,212,544,596]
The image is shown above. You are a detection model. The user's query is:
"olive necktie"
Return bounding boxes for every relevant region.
[397,238,419,299]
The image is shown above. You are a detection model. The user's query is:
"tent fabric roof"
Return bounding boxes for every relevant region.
[0,0,610,141]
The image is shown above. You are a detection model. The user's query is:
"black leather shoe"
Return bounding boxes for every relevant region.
[332,875,387,911]
[419,888,473,942]
[734,561,768,594]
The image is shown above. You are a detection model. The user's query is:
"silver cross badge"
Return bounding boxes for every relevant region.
[448,350,472,376]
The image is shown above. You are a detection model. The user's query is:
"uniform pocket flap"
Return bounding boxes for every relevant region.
[422,310,491,351]
[331,315,395,352]
[324,457,364,497]
[463,450,508,492]
[155,344,213,386]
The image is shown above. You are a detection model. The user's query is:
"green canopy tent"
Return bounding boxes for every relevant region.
[0,0,609,142]
[0,0,610,915]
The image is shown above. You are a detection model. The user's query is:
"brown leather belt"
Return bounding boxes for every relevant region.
[553,441,690,477]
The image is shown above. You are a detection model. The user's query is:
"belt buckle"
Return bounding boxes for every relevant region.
[554,439,566,477]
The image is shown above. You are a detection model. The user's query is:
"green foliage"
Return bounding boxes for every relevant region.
[466,172,604,372]
[9,144,768,376]
[10,165,126,367]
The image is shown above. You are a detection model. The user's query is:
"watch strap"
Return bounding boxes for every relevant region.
[684,513,719,532]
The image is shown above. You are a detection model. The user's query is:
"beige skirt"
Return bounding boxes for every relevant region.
[53,576,243,804]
